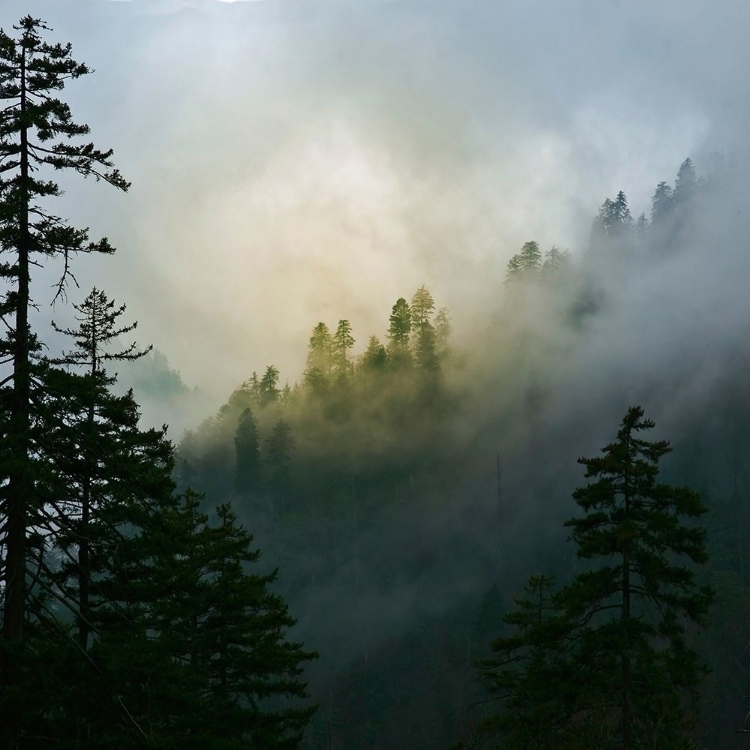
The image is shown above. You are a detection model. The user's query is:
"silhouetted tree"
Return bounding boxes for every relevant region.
[0,17,128,743]
[478,575,579,748]
[478,408,713,750]
[93,492,317,748]
[561,407,712,748]
[50,288,151,653]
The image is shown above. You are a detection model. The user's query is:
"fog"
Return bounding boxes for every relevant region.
[4,0,745,416]
[7,3,750,745]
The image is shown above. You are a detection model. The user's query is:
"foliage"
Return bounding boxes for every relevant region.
[478,407,713,750]
[0,17,129,746]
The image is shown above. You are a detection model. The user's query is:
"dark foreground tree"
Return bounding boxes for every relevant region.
[50,288,152,653]
[94,493,317,748]
[477,407,713,750]
[562,406,713,748]
[0,17,128,747]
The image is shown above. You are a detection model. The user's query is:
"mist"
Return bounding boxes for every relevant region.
[5,0,745,411]
[4,1,750,746]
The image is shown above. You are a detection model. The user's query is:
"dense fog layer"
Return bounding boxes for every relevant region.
[4,0,747,408]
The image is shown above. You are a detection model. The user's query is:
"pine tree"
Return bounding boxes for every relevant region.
[635,213,648,239]
[100,493,317,747]
[199,503,317,748]
[411,286,435,328]
[49,288,151,653]
[248,371,262,407]
[413,319,440,376]
[590,193,633,250]
[23,296,176,745]
[477,408,713,750]
[650,181,674,225]
[260,365,281,408]
[235,407,262,496]
[612,191,633,229]
[0,18,128,744]
[541,246,571,279]
[434,308,451,356]
[478,575,579,748]
[361,335,388,372]
[280,382,293,407]
[560,406,713,748]
[387,298,412,367]
[331,319,355,379]
[304,323,332,392]
[505,241,542,281]
[674,158,697,205]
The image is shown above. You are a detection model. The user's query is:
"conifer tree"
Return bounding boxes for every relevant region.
[387,298,412,367]
[98,493,317,747]
[478,575,579,747]
[674,158,698,205]
[0,18,128,743]
[49,288,151,653]
[304,322,333,392]
[11,293,177,745]
[260,365,281,407]
[590,193,633,250]
[409,287,439,381]
[410,286,435,328]
[651,181,674,225]
[280,382,293,407]
[199,503,317,747]
[434,308,451,355]
[414,319,440,376]
[478,408,713,750]
[559,406,713,748]
[612,190,633,229]
[248,371,262,407]
[331,319,355,378]
[540,246,571,279]
[635,213,648,239]
[506,241,542,281]
[235,407,262,496]
[361,335,388,371]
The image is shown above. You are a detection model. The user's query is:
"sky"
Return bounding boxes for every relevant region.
[2,0,748,403]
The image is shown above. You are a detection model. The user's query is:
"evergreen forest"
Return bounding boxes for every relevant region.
[3,10,750,750]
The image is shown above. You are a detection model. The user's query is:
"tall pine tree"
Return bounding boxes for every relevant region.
[0,18,128,746]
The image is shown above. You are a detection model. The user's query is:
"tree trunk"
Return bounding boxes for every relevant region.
[2,42,31,750]
[78,306,99,653]
[622,433,633,750]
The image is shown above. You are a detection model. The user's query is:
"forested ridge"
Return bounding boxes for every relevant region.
[2,14,750,750]
[172,156,750,748]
